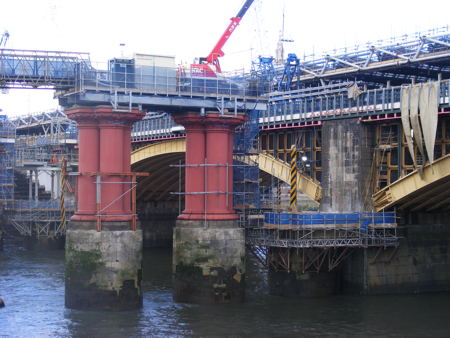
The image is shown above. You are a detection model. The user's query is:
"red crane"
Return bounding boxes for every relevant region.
[191,0,254,77]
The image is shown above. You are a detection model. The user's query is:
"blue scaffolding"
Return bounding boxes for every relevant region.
[247,211,398,249]
[233,109,261,210]
[250,56,276,93]
[0,116,15,211]
[277,53,301,92]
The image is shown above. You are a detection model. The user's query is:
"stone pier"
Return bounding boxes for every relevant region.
[320,118,375,213]
[343,213,450,294]
[308,118,450,295]
[269,118,375,297]
[64,106,145,310]
[172,112,246,304]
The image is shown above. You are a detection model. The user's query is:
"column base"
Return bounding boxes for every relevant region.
[173,219,245,304]
[65,220,143,311]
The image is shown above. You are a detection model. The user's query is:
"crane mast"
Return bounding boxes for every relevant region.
[192,0,254,77]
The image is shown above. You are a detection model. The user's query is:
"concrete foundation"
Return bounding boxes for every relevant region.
[343,214,450,294]
[173,220,245,304]
[65,221,143,310]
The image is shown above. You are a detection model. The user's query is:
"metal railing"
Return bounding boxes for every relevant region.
[9,199,75,237]
[245,211,399,249]
[261,79,450,126]
[0,48,90,89]
[77,65,271,99]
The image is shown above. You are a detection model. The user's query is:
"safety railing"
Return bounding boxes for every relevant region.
[261,79,450,126]
[0,48,91,89]
[244,211,399,249]
[78,65,271,99]
[131,112,183,142]
[14,146,78,165]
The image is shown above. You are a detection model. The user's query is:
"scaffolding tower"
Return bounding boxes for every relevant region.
[233,109,261,214]
[0,115,15,211]
[2,112,78,239]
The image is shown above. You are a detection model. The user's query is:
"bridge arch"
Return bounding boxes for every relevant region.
[131,138,322,202]
[373,154,450,211]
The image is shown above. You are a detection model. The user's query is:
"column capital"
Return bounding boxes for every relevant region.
[65,105,145,125]
[172,112,246,129]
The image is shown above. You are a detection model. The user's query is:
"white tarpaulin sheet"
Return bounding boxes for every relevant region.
[401,86,416,166]
[401,82,440,169]
[410,84,425,161]
[420,82,439,163]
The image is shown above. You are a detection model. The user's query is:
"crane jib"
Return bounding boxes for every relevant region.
[236,0,255,19]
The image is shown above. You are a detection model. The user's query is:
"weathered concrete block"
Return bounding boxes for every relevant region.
[172,220,245,304]
[320,118,375,212]
[65,221,143,310]
[343,222,450,294]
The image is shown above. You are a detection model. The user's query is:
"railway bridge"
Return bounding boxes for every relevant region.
[1,27,450,309]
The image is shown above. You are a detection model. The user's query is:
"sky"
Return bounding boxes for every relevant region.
[0,0,449,116]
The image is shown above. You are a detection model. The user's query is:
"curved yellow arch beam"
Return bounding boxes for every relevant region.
[131,138,322,202]
[238,153,322,202]
[373,154,450,211]
[131,138,186,165]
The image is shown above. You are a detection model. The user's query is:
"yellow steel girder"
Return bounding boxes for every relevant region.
[238,153,322,202]
[131,139,322,202]
[372,153,450,211]
[131,138,186,165]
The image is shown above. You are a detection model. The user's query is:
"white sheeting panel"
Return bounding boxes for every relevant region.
[419,82,439,163]
[401,86,416,166]
[410,84,425,161]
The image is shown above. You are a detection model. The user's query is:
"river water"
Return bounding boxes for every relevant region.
[1,241,449,337]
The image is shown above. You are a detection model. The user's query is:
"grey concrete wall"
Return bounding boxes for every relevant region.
[343,215,450,294]
[320,119,375,212]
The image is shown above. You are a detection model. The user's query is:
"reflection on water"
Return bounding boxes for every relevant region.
[1,241,450,337]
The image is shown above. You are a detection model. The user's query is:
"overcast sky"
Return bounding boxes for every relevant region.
[1,0,448,116]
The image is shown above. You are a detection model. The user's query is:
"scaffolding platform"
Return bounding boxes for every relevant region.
[9,200,74,237]
[246,211,399,249]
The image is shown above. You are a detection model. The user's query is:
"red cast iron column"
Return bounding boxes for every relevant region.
[122,124,133,215]
[65,110,99,221]
[99,119,125,217]
[174,112,245,221]
[65,106,145,222]
[173,115,206,219]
